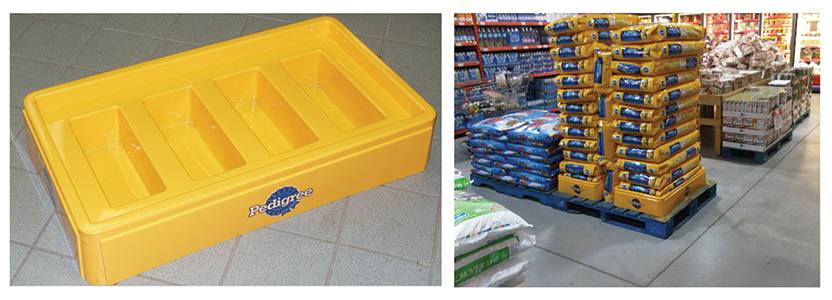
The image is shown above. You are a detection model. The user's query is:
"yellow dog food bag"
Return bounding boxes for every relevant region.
[618,165,702,196]
[612,95,699,121]
[611,56,701,76]
[553,74,595,88]
[559,101,599,114]
[561,126,598,139]
[560,138,599,152]
[613,119,699,147]
[551,42,609,60]
[561,114,600,127]
[615,130,700,163]
[556,87,596,102]
[618,155,700,189]
[611,23,705,44]
[554,57,595,74]
[611,41,706,60]
[560,161,603,176]
[583,14,641,30]
[615,142,700,175]
[610,70,698,92]
[563,150,603,163]
[611,81,701,108]
[611,107,698,135]
[554,30,611,46]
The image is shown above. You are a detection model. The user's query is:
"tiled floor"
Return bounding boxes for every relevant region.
[9,13,440,286]
[455,94,820,287]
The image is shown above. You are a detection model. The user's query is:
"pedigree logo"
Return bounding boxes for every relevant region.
[248,186,314,217]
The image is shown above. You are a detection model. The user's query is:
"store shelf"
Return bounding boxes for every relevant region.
[455,61,481,68]
[455,80,486,88]
[455,21,475,26]
[480,44,552,52]
[455,41,477,47]
[531,71,558,78]
[477,21,548,26]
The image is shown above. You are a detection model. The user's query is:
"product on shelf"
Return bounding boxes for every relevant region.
[481,50,554,80]
[455,51,479,64]
[704,13,731,45]
[455,67,483,84]
[455,27,477,44]
[700,32,789,92]
[454,188,535,287]
[455,13,475,24]
[609,21,709,218]
[761,13,794,61]
[546,14,640,201]
[732,13,761,37]
[722,86,792,150]
[475,13,549,23]
[466,110,563,191]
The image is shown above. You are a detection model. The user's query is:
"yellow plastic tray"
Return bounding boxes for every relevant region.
[21,17,435,285]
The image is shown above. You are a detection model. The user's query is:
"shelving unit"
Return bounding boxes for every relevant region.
[705,13,732,44]
[795,13,820,91]
[679,13,704,26]
[762,13,796,63]
[732,13,762,38]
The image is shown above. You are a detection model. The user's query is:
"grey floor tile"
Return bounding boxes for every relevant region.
[40,14,109,27]
[10,242,31,278]
[11,139,29,171]
[12,250,87,286]
[386,14,440,48]
[141,238,236,285]
[34,215,74,257]
[11,14,38,43]
[522,247,634,287]
[102,14,178,38]
[384,138,440,196]
[430,216,441,286]
[72,29,162,72]
[117,276,174,286]
[651,168,819,286]
[339,186,437,264]
[10,56,66,109]
[56,67,96,85]
[241,16,289,35]
[224,229,334,285]
[329,14,389,38]
[380,40,440,89]
[150,40,199,59]
[166,14,248,45]
[252,14,321,23]
[10,107,26,137]
[10,168,52,245]
[356,34,383,56]
[329,246,430,286]
[11,18,97,64]
[268,199,345,242]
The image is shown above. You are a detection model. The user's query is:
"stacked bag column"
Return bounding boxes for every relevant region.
[545,14,640,201]
[607,23,709,218]
[467,110,563,192]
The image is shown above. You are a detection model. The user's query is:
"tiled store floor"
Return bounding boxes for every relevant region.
[10,14,440,286]
[455,94,820,287]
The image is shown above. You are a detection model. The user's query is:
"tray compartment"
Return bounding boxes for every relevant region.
[214,70,318,155]
[144,88,245,180]
[70,107,165,207]
[281,51,385,131]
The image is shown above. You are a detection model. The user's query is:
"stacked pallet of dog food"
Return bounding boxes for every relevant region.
[545,14,639,201]
[467,110,563,192]
[606,22,710,218]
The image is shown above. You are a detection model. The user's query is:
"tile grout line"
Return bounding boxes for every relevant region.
[381,184,439,198]
[10,212,55,284]
[378,15,392,58]
[532,245,641,287]
[323,197,351,285]
[426,190,442,285]
[217,236,241,286]
[645,122,820,287]
[10,14,41,47]
[133,274,183,286]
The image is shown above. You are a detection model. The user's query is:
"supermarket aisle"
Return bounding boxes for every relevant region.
[10,14,440,286]
[454,94,820,287]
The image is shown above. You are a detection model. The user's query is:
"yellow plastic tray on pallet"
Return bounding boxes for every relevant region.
[21,17,435,285]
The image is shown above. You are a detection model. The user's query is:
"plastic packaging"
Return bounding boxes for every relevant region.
[615,142,700,175]
[611,41,706,60]
[556,87,596,102]
[553,57,595,74]
[611,56,701,76]
[454,232,535,286]
[618,155,700,189]
[560,161,603,176]
[560,138,598,152]
[459,257,533,287]
[613,119,699,147]
[611,107,698,135]
[612,82,701,108]
[550,42,609,60]
[615,131,700,162]
[610,70,699,92]
[454,192,532,256]
[611,23,705,44]
[553,74,595,88]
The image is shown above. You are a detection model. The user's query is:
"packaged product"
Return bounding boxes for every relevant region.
[611,41,706,60]
[583,14,641,30]
[454,232,535,286]
[560,126,598,138]
[561,114,600,127]
[550,42,609,60]
[468,138,507,150]
[618,165,701,196]
[468,110,551,136]
[454,192,532,256]
[558,101,599,114]
[613,119,699,147]
[614,142,700,175]
[593,50,613,87]
[504,113,562,145]
[611,107,698,135]
[471,162,507,175]
[610,70,699,92]
[559,172,602,183]
[618,155,700,189]
[505,155,561,172]
[611,81,701,108]
[597,88,613,119]
[615,130,700,162]
[545,15,594,36]
[553,74,595,88]
[458,257,532,287]
[554,30,610,45]
[509,169,558,187]
[559,138,598,152]
[611,56,701,76]
[454,169,470,191]
[611,23,705,44]
[505,143,560,157]
[556,87,596,102]
[553,57,595,74]
[612,95,699,121]
[560,161,602,176]
[562,150,602,163]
